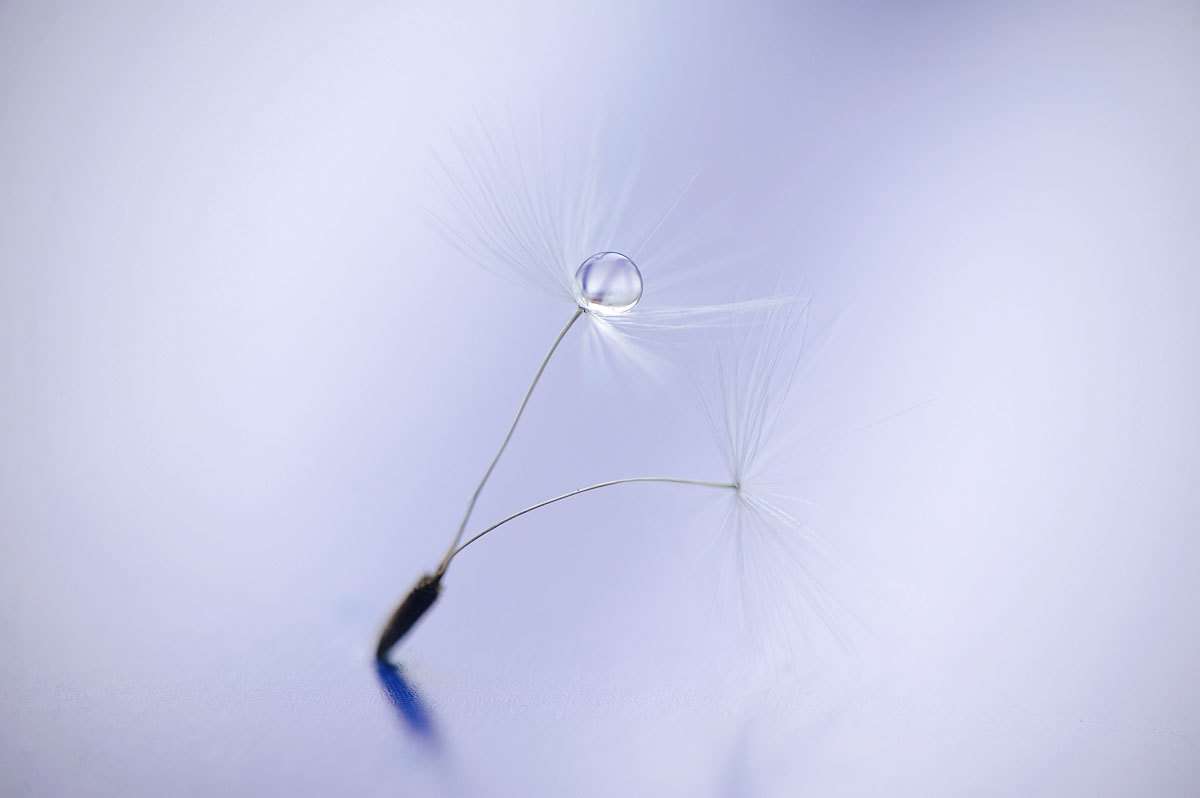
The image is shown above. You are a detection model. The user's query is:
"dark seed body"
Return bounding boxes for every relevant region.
[376,573,443,660]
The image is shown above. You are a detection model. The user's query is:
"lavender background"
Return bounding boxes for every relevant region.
[2,2,1198,795]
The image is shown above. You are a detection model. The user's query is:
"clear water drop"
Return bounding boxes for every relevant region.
[575,252,643,314]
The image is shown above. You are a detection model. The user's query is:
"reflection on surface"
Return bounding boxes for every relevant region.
[374,660,438,744]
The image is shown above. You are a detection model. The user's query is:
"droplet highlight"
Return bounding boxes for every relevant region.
[575,252,643,314]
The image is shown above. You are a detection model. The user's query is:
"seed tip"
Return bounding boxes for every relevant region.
[375,573,444,661]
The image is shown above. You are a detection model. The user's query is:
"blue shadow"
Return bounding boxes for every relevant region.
[374,659,438,744]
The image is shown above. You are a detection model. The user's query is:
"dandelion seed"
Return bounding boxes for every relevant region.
[376,115,808,661]
[695,296,858,661]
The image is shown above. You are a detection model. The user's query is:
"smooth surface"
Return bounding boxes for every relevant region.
[2,2,1199,795]
[575,252,643,314]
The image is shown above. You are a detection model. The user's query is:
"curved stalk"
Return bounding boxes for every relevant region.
[379,474,736,659]
[437,308,584,573]
[441,476,737,573]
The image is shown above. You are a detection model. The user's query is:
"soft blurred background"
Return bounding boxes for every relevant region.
[2,1,1198,795]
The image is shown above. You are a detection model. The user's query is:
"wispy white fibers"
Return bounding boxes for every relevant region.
[428,108,589,303]
[695,295,857,663]
[426,109,789,379]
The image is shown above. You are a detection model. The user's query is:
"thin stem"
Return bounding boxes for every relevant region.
[443,476,738,571]
[437,308,585,574]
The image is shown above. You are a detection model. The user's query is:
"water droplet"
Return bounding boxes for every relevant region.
[575,252,643,314]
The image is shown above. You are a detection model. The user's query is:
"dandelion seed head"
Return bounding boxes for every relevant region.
[575,251,643,314]
[428,109,806,409]
[429,113,779,333]
[690,294,859,662]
